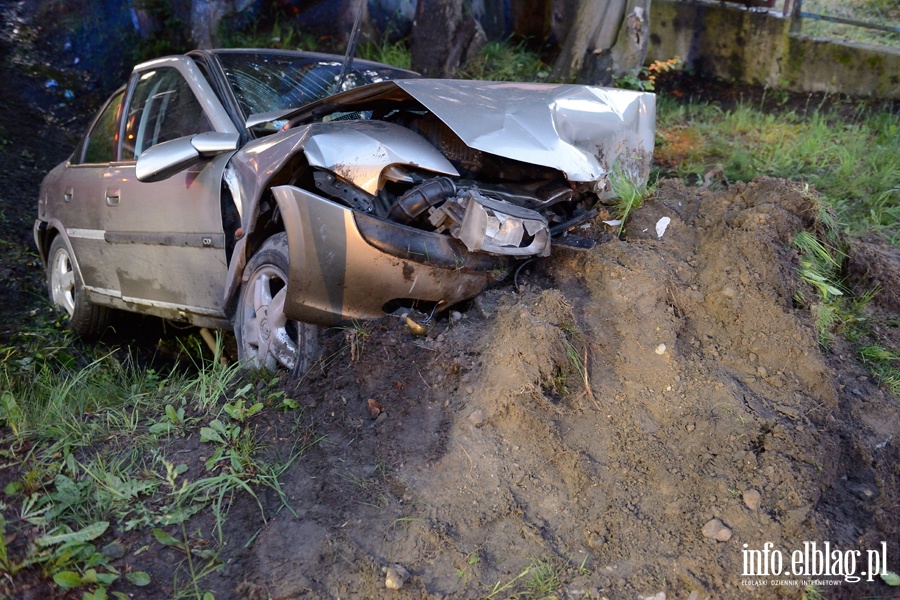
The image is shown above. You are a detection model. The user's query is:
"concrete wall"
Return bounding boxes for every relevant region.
[648,0,900,99]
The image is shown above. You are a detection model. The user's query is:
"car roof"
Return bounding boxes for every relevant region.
[190,48,420,79]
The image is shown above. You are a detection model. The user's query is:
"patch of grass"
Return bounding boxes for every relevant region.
[218,12,320,51]
[485,556,588,599]
[0,324,316,597]
[655,96,900,244]
[338,320,371,363]
[858,345,900,397]
[358,37,411,70]
[459,40,549,82]
[616,56,682,92]
[610,167,656,238]
[802,583,827,600]
[802,0,900,48]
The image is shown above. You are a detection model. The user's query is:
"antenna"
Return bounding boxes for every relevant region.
[332,0,366,95]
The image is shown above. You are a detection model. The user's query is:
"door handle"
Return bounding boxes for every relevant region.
[64,187,73,203]
[106,187,120,206]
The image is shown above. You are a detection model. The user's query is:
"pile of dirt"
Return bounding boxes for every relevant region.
[193,178,898,599]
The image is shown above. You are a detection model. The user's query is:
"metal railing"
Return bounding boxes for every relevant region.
[675,0,900,47]
[788,0,900,37]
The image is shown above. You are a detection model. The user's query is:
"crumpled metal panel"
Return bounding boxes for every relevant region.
[303,121,459,195]
[393,80,656,187]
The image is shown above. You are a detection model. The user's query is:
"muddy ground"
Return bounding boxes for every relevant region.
[1,4,899,599]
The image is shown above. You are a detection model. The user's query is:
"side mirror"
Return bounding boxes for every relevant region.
[135,132,239,183]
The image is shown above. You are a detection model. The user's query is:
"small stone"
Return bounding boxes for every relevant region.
[701,518,732,542]
[468,410,484,427]
[384,564,409,590]
[101,541,126,560]
[743,489,762,511]
[655,343,667,355]
[852,486,874,500]
[756,366,768,378]
[638,593,666,600]
[451,311,463,322]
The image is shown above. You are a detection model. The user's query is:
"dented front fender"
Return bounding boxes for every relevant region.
[270,185,507,325]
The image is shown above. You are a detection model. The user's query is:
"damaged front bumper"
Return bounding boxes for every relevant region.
[271,185,511,326]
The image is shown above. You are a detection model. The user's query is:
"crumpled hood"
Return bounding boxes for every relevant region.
[391,79,656,185]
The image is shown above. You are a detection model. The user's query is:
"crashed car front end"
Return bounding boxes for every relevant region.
[226,72,655,326]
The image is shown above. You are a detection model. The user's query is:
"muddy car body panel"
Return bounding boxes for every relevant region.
[35,48,655,370]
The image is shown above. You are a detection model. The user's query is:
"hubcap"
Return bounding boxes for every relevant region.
[240,266,298,371]
[51,248,76,317]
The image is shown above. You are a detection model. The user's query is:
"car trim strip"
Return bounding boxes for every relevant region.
[104,232,225,249]
[83,285,122,298]
[119,295,225,317]
[67,228,106,240]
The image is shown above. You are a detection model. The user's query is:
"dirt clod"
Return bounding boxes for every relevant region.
[383,564,409,590]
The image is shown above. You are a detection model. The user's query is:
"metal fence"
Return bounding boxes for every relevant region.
[678,0,900,48]
[790,0,900,45]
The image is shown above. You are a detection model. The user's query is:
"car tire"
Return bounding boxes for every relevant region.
[47,235,109,336]
[235,232,320,376]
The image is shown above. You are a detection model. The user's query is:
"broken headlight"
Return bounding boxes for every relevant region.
[429,189,550,257]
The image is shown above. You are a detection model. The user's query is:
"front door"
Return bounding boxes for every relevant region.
[104,62,233,321]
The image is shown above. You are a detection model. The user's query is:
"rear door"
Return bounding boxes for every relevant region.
[46,90,127,299]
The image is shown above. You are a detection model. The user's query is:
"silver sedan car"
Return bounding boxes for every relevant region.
[35,49,655,374]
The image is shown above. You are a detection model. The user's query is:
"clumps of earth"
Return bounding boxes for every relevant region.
[185,178,897,599]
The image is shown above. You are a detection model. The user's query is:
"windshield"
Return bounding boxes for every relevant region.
[215,51,414,120]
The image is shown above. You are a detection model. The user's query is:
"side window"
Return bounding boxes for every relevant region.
[79,90,124,165]
[122,67,213,160]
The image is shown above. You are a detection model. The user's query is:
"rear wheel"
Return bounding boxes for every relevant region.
[234,233,320,376]
[47,235,109,336]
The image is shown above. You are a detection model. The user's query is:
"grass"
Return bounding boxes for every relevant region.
[0,322,315,598]
[485,557,584,599]
[610,167,656,237]
[779,197,898,395]
[655,95,900,244]
[459,40,549,82]
[801,0,900,48]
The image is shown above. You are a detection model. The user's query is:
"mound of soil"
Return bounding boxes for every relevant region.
[190,179,898,599]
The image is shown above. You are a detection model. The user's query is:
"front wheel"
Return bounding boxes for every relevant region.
[234,233,320,376]
[47,235,108,336]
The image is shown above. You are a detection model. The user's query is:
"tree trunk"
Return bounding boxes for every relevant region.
[411,0,484,78]
[550,0,650,85]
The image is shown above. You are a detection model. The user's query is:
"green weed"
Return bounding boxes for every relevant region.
[615,56,682,92]
[485,557,586,599]
[802,584,826,600]
[858,345,900,396]
[0,320,316,597]
[358,37,411,69]
[339,320,371,363]
[609,167,655,237]
[459,40,548,82]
